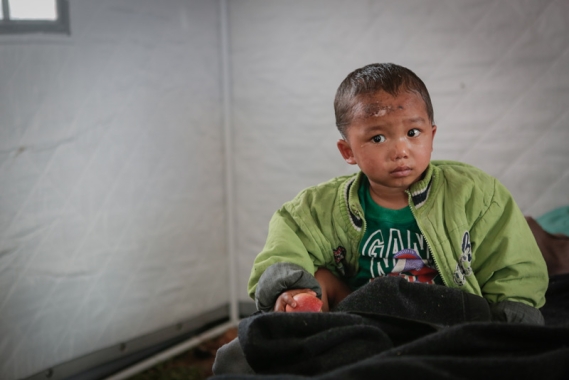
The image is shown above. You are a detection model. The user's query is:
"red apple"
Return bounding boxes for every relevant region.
[285,293,323,313]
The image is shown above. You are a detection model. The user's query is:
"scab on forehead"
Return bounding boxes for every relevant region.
[355,100,404,119]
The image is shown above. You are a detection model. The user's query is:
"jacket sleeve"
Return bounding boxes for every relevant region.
[470,178,548,323]
[247,199,333,309]
[489,300,544,324]
[254,262,322,312]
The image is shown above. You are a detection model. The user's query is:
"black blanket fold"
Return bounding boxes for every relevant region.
[211,275,569,380]
[239,311,439,375]
[216,322,569,380]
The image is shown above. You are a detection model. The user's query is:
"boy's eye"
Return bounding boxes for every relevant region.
[371,135,386,143]
[408,128,421,137]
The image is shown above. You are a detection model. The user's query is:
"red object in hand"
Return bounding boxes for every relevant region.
[285,293,323,313]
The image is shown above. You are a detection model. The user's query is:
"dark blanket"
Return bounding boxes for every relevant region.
[211,275,569,380]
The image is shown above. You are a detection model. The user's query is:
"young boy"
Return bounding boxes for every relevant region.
[249,62,548,323]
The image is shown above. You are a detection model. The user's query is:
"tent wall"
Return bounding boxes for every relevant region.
[0,1,228,379]
[230,0,569,302]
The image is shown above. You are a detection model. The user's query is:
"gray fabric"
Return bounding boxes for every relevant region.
[255,262,321,312]
[212,337,255,375]
[490,300,545,325]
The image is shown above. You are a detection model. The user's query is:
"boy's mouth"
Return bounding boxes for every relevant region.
[390,166,412,177]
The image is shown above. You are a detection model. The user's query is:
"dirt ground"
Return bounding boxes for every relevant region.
[129,327,238,380]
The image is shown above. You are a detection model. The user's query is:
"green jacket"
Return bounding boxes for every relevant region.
[248,161,548,318]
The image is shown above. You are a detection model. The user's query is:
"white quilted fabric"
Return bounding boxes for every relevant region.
[0,1,227,379]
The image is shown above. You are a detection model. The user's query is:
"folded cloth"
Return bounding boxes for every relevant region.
[536,205,569,236]
[526,216,569,276]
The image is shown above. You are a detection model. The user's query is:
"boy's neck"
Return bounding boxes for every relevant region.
[368,185,409,210]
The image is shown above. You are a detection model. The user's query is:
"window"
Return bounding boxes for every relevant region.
[0,0,70,34]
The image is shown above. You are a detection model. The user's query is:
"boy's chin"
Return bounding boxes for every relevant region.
[375,174,420,187]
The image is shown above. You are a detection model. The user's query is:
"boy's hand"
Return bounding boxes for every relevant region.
[274,288,318,312]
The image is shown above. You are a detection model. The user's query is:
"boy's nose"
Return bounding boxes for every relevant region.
[391,138,409,160]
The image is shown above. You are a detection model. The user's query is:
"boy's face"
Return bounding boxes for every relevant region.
[337,90,436,195]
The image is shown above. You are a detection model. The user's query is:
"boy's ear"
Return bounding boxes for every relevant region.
[431,124,437,151]
[337,139,357,165]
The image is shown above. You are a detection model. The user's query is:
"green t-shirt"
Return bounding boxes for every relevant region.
[348,178,443,290]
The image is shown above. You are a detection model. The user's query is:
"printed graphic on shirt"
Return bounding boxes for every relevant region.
[361,228,439,284]
[348,176,442,290]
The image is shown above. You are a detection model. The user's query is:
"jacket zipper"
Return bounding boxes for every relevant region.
[406,190,447,287]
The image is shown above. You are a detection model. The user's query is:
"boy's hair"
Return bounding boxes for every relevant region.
[334,63,434,137]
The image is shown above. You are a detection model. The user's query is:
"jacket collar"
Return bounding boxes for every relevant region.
[344,164,435,231]
[408,163,435,210]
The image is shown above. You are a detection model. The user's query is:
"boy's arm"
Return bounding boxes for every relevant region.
[249,205,331,312]
[471,179,549,324]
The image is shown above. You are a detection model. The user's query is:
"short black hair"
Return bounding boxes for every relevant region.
[334,63,434,137]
